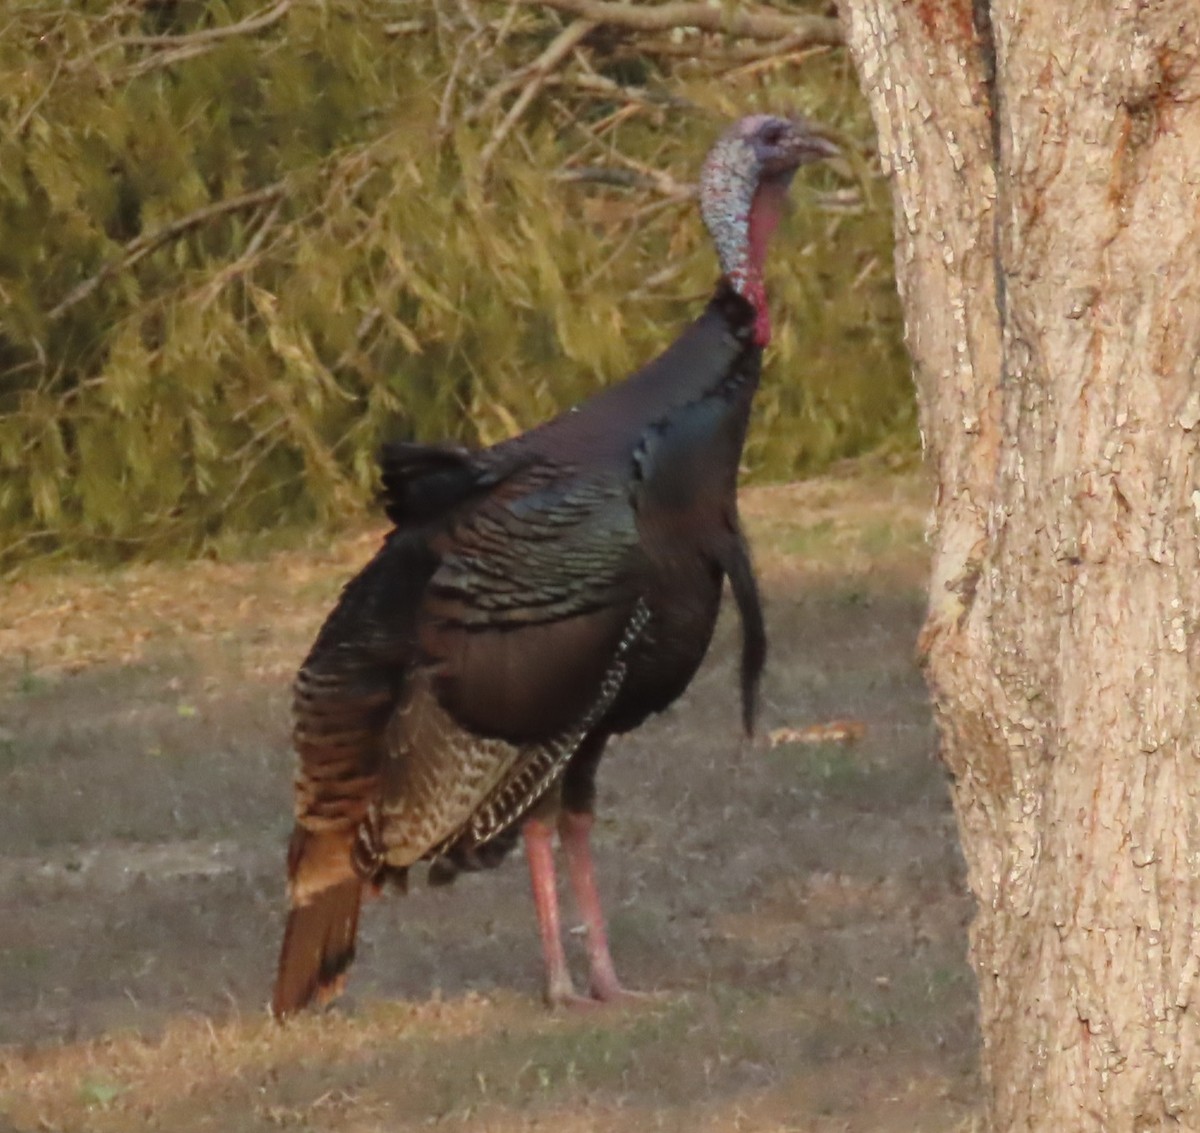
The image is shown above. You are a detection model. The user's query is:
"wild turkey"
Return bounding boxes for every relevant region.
[272,114,839,1017]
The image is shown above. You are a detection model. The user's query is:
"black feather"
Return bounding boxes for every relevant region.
[378,441,493,526]
[717,530,767,735]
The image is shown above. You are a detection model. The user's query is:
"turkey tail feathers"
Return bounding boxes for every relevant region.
[271,878,363,1020]
[378,442,478,526]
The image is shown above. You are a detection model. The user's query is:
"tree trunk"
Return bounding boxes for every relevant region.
[838,2,1200,1128]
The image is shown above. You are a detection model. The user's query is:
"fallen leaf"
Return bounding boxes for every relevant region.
[767,719,867,748]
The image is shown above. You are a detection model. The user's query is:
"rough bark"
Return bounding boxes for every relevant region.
[838,1,1200,1129]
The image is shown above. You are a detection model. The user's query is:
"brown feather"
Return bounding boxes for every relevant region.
[272,824,365,1019]
[420,605,634,741]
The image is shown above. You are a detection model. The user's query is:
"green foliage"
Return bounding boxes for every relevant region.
[0,1,914,567]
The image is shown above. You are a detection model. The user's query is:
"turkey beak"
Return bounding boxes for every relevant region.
[803,134,841,163]
[763,126,840,181]
[791,128,840,167]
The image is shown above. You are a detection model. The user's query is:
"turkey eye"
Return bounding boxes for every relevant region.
[761,124,785,146]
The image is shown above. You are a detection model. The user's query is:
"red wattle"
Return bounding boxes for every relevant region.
[753,307,771,348]
[745,179,789,348]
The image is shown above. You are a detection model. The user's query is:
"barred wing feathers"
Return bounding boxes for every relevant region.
[419,464,646,742]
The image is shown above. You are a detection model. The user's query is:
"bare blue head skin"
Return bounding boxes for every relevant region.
[699,114,839,347]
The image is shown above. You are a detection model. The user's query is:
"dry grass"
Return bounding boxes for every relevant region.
[0,466,930,682]
[741,464,930,584]
[0,527,382,682]
[4,993,972,1132]
[0,468,979,1133]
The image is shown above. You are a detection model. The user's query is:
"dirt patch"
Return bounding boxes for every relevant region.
[0,472,978,1131]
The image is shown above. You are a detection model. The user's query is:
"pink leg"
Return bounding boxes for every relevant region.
[558,810,633,1002]
[522,817,580,1007]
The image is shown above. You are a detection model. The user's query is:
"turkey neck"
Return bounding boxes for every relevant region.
[723,176,790,348]
[504,282,760,468]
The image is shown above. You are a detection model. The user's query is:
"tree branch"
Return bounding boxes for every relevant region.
[65,0,294,80]
[108,0,292,49]
[192,196,287,310]
[14,57,64,139]
[516,0,843,46]
[555,166,692,194]
[120,41,220,80]
[629,33,836,61]
[438,26,488,138]
[478,18,598,172]
[547,60,692,108]
[48,183,289,320]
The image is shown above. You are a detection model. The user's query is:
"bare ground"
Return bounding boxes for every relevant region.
[0,471,980,1132]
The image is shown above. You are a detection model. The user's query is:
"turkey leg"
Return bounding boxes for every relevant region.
[558,809,637,1002]
[523,816,585,1007]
